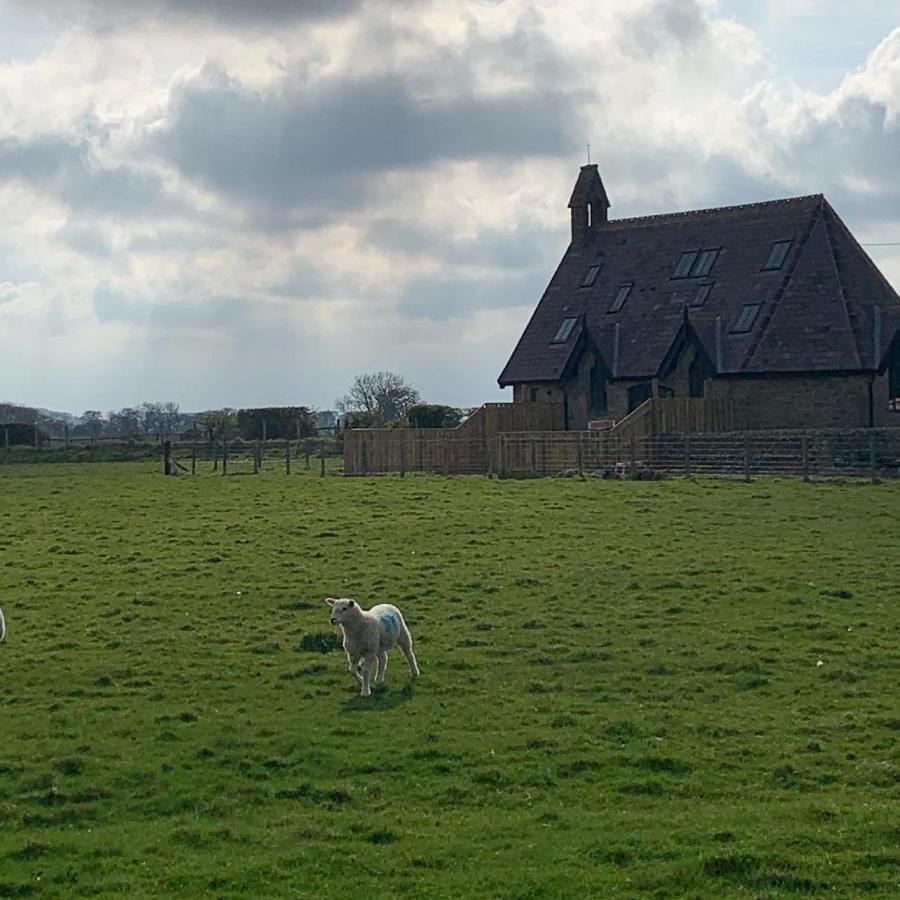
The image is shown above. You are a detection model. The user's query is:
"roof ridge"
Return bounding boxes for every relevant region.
[606,193,824,228]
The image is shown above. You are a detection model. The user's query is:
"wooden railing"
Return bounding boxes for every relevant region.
[610,398,735,443]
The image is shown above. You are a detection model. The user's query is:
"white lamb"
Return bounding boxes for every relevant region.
[325,597,419,696]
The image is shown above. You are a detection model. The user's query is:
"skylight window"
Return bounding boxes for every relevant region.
[674,248,719,278]
[689,283,713,307]
[763,240,792,270]
[608,283,633,313]
[732,303,761,333]
[552,317,578,343]
[581,264,601,287]
[673,251,699,278]
[692,248,719,277]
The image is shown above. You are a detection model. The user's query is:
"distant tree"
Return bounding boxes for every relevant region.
[138,402,162,441]
[80,410,105,440]
[2,422,48,446]
[406,404,463,429]
[336,372,421,427]
[201,409,238,443]
[108,407,142,441]
[236,407,317,441]
[159,402,181,438]
[0,402,37,425]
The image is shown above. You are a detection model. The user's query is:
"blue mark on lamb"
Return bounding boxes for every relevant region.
[376,610,399,636]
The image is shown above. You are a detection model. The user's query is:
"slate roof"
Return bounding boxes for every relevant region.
[498,191,900,386]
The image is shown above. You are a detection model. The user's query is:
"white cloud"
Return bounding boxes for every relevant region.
[0,0,898,412]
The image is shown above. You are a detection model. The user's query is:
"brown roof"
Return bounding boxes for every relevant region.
[498,193,900,385]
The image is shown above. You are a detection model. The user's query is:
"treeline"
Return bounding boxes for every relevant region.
[0,401,337,445]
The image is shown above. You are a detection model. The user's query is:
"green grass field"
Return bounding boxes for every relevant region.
[1,463,898,898]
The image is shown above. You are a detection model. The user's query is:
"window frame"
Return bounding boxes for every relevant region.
[608,283,633,313]
[551,316,578,343]
[731,303,762,333]
[581,264,601,287]
[763,240,792,271]
[673,250,699,279]
[691,248,719,277]
[688,282,713,307]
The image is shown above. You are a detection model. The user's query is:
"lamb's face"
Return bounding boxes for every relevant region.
[325,597,356,626]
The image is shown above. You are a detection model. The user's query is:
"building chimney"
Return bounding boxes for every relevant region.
[567,163,610,247]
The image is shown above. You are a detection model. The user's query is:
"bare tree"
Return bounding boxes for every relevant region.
[336,372,421,426]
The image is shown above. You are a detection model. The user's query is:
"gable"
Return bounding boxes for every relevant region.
[745,209,860,372]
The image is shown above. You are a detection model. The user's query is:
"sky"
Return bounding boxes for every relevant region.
[0,0,899,416]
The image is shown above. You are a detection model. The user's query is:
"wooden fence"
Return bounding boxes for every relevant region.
[343,398,734,476]
[344,423,900,480]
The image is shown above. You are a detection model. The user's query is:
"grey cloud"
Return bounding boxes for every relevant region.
[398,271,548,321]
[624,0,708,56]
[4,0,365,28]
[368,218,561,271]
[58,222,113,257]
[94,285,251,329]
[151,65,577,218]
[0,136,171,216]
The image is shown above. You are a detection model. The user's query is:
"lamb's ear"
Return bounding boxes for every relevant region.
[347,600,355,608]
[325,597,337,607]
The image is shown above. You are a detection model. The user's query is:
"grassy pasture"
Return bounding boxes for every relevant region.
[0,463,898,898]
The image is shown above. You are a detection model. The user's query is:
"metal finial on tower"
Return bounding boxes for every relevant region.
[586,142,591,165]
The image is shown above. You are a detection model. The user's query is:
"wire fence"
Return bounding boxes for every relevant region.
[166,438,342,476]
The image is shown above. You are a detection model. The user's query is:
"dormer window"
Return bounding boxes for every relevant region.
[763,240,792,270]
[608,283,633,313]
[552,317,578,343]
[581,265,601,287]
[674,248,719,278]
[732,303,761,333]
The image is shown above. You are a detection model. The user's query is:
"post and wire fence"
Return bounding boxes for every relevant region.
[163,437,342,476]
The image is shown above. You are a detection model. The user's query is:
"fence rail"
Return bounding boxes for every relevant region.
[344,426,900,480]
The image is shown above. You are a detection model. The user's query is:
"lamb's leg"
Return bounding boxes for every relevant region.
[359,655,376,696]
[375,651,388,686]
[397,631,420,678]
[347,653,363,686]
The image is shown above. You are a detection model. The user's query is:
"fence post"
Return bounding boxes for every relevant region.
[629,434,636,472]
[870,432,879,484]
[576,434,584,477]
[223,439,228,475]
[743,434,751,483]
[530,439,536,477]
[497,435,505,479]
[64,425,70,448]
[213,442,219,472]
[399,436,406,478]
[191,440,196,476]
[163,440,172,475]
[320,443,326,477]
[684,433,691,477]
[286,440,291,475]
[801,434,809,482]
[4,427,9,451]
